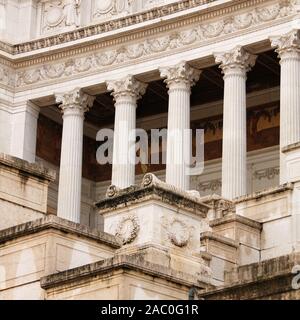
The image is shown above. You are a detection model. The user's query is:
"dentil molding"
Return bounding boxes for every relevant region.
[0,0,298,91]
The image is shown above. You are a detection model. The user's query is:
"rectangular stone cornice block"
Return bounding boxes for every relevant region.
[0,153,56,182]
[0,215,120,249]
[199,253,300,300]
[201,231,239,249]
[40,254,211,291]
[209,214,262,231]
[234,183,294,204]
[96,185,210,217]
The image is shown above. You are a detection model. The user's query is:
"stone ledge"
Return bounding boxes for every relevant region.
[96,185,210,217]
[0,215,120,249]
[198,253,300,300]
[40,254,212,290]
[0,153,56,182]
[282,142,300,153]
[200,232,239,249]
[234,183,294,204]
[209,214,262,231]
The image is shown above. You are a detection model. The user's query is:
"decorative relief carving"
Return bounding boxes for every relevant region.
[253,167,280,181]
[0,64,14,88]
[196,179,222,193]
[41,0,81,33]
[55,88,95,113]
[9,0,296,88]
[115,214,140,245]
[162,216,193,248]
[106,185,120,198]
[159,61,201,89]
[106,75,148,101]
[92,0,131,21]
[270,29,300,58]
[214,46,257,74]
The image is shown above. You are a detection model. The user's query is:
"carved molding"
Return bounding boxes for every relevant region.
[13,0,294,89]
[0,0,296,90]
[115,214,140,245]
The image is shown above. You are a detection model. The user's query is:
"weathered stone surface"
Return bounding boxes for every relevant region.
[0,153,56,229]
[198,253,300,300]
[97,184,210,216]
[0,215,119,300]
[0,215,120,248]
[41,253,213,300]
[0,153,56,181]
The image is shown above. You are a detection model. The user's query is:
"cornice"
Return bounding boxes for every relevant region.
[0,0,220,57]
[1,0,277,64]
[0,0,297,91]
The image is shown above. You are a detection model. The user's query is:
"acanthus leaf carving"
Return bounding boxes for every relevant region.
[11,0,295,89]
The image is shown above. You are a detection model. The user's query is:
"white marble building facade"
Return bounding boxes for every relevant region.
[1,0,300,300]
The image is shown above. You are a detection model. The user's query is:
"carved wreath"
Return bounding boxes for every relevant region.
[115,215,140,245]
[167,218,190,248]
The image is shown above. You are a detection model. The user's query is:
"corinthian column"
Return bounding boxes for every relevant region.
[160,62,201,191]
[214,46,257,200]
[271,30,300,184]
[56,89,94,223]
[107,76,147,189]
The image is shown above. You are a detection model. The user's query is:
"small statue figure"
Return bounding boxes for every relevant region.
[64,0,81,27]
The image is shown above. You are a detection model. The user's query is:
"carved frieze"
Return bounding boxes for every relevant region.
[92,0,131,21]
[0,63,14,88]
[13,0,294,89]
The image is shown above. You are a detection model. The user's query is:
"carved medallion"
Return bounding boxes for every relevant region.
[166,218,190,248]
[115,215,140,245]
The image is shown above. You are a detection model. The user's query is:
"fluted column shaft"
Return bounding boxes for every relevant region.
[215,47,256,200]
[160,62,201,190]
[271,30,300,184]
[56,90,94,223]
[107,76,147,189]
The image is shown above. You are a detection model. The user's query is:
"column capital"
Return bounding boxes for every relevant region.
[106,76,148,102]
[55,89,95,114]
[159,61,201,89]
[270,29,300,59]
[214,46,257,75]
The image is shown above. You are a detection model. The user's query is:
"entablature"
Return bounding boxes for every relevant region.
[0,0,299,101]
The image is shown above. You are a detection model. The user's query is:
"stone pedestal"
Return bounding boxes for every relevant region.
[97,174,212,282]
